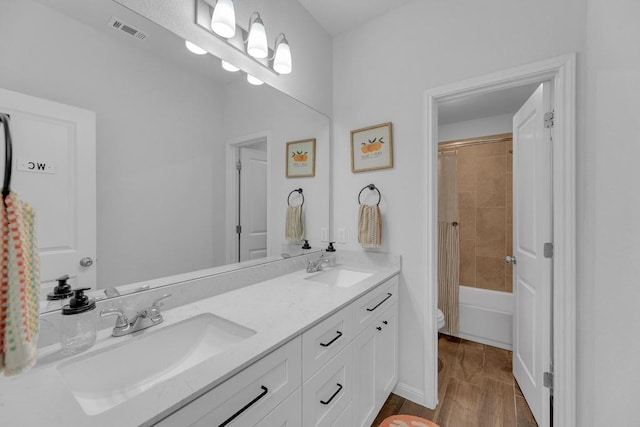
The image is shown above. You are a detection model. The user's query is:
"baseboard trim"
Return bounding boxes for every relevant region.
[392,382,428,408]
[457,332,512,351]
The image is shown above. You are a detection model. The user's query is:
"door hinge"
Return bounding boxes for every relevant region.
[236,225,242,234]
[543,371,554,390]
[544,111,554,128]
[544,242,554,258]
[236,160,242,171]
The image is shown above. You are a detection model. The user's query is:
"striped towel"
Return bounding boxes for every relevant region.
[0,191,40,376]
[358,204,381,248]
[285,205,304,242]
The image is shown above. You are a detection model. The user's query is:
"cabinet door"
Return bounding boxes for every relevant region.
[331,403,352,427]
[255,388,302,427]
[303,344,352,427]
[351,325,376,427]
[375,305,398,404]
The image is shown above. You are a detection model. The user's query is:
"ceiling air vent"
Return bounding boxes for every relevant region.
[107,16,148,41]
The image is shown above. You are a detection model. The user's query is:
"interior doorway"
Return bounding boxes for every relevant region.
[225,132,270,264]
[423,55,577,427]
[435,80,552,425]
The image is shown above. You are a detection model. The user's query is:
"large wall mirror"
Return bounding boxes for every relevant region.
[0,0,330,313]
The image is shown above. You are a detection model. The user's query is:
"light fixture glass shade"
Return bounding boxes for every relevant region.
[211,0,236,38]
[185,40,207,55]
[273,36,292,74]
[221,60,239,72]
[247,15,268,59]
[247,74,264,85]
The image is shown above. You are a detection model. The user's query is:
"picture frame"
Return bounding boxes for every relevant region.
[350,122,393,173]
[286,138,316,178]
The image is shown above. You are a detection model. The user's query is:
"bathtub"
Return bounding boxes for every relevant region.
[457,285,513,350]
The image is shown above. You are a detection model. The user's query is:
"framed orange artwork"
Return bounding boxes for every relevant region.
[350,122,393,173]
[286,138,316,178]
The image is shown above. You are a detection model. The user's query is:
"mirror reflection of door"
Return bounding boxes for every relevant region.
[237,143,268,262]
[0,88,97,301]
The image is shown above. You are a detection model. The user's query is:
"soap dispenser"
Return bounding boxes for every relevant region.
[301,240,312,254]
[325,242,337,267]
[60,288,97,355]
[45,274,73,310]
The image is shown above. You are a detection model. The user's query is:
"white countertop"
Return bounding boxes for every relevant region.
[0,261,399,426]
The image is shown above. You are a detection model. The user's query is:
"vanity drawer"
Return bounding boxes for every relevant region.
[302,343,353,427]
[155,337,302,427]
[255,387,302,427]
[302,305,353,380]
[353,276,398,335]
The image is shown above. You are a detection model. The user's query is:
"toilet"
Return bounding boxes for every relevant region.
[437,309,445,330]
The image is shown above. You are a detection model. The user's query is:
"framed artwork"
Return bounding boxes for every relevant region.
[286,138,316,178]
[350,122,393,173]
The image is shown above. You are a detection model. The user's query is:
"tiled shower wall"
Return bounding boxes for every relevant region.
[454,137,513,293]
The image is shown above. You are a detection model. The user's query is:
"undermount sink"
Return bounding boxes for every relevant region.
[57,313,256,416]
[305,267,374,288]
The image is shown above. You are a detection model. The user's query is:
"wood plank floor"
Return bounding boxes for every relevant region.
[372,335,538,427]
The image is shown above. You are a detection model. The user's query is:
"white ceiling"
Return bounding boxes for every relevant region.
[438,83,541,125]
[298,0,414,36]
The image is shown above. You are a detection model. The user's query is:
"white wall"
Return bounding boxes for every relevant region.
[332,0,586,405]
[223,80,330,255]
[581,0,640,425]
[0,0,226,288]
[438,113,512,143]
[115,0,333,115]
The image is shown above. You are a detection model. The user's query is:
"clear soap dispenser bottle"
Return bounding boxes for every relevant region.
[325,242,337,267]
[60,288,97,355]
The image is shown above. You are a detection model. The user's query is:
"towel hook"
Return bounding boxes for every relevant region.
[287,188,304,206]
[0,113,13,199]
[358,184,381,206]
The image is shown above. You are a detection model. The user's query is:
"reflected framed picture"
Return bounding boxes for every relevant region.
[286,138,316,178]
[350,122,393,173]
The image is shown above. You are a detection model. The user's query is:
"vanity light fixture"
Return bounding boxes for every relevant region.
[210,0,236,38]
[246,12,268,59]
[185,40,207,55]
[247,74,264,85]
[221,60,239,72]
[272,33,292,75]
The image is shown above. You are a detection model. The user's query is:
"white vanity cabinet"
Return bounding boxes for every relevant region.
[352,277,399,427]
[154,274,399,427]
[154,337,302,427]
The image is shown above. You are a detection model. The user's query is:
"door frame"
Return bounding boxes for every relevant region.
[422,54,576,427]
[225,131,271,264]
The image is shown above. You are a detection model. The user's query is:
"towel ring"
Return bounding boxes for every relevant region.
[288,188,304,206]
[358,184,381,206]
[1,113,13,199]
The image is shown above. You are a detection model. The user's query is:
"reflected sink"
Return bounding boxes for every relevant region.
[305,267,374,288]
[57,313,256,415]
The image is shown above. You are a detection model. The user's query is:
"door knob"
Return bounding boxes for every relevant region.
[504,256,517,265]
[79,257,94,267]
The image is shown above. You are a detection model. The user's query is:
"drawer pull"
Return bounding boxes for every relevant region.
[366,292,392,312]
[219,385,268,427]
[383,320,388,325]
[320,383,343,405]
[320,331,343,347]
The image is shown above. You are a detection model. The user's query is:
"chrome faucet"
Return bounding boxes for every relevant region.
[306,254,330,273]
[100,294,172,337]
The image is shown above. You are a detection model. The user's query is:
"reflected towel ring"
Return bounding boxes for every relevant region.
[1,113,13,199]
[358,184,381,206]
[287,188,304,206]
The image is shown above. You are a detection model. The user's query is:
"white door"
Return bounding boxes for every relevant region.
[0,88,96,301]
[239,147,267,261]
[512,82,552,426]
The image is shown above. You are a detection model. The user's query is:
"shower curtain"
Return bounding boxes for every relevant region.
[437,151,459,335]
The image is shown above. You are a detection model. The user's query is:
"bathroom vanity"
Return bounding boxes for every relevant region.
[0,251,400,427]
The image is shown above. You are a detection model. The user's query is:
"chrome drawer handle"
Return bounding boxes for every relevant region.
[366,293,392,312]
[219,385,268,427]
[320,383,343,405]
[320,331,343,347]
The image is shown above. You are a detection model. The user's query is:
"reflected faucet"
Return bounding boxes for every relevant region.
[101,294,172,337]
[306,254,330,273]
